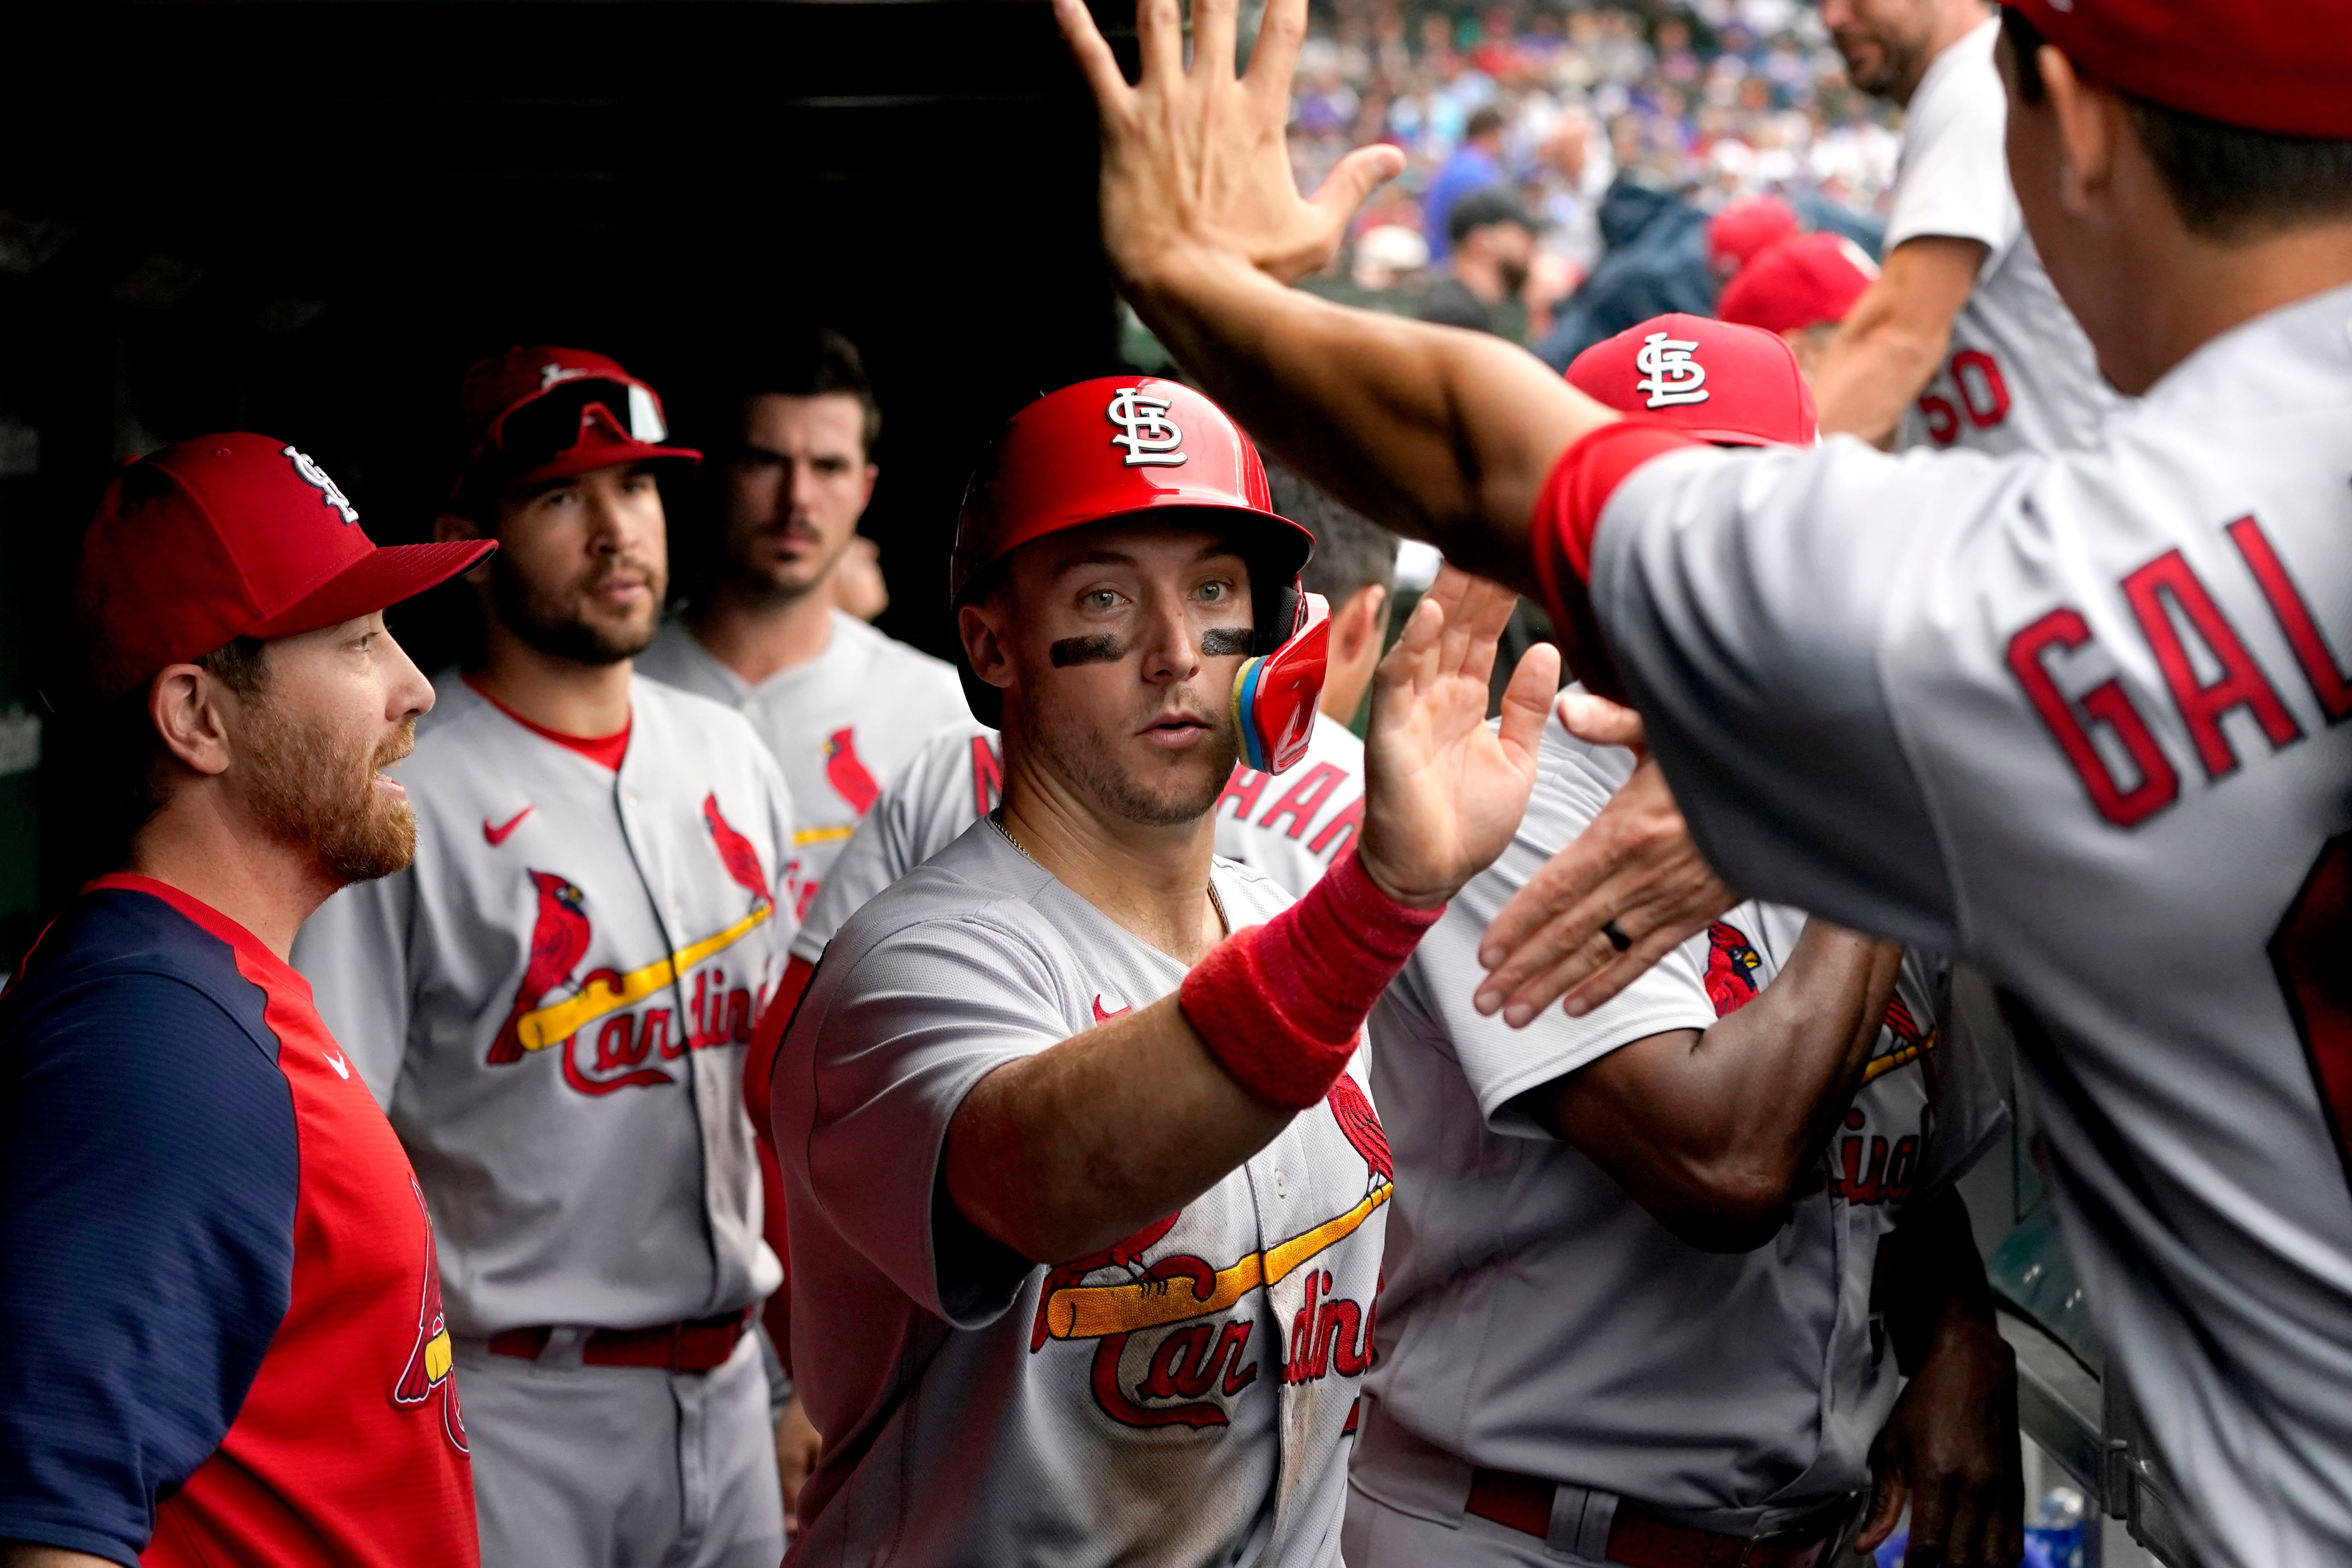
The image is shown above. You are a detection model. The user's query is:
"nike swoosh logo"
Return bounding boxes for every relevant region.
[324,1051,350,1079]
[484,806,534,846]
[1092,995,1131,1023]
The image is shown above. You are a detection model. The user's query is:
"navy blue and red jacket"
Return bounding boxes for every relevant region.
[0,876,477,1568]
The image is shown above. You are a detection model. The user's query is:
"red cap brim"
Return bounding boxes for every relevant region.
[511,443,703,488]
[245,538,496,640]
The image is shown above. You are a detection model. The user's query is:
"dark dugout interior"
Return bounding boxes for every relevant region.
[0,0,1141,961]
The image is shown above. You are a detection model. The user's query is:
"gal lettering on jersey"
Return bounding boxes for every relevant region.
[2006,514,2348,830]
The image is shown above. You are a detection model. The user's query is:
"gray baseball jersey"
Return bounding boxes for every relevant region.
[794,712,1367,965]
[1569,280,2352,1567]
[1354,712,2004,1536]
[293,674,792,1336]
[1887,18,2124,456]
[1213,713,1370,899]
[790,717,1001,964]
[637,612,968,918]
[775,821,1388,1567]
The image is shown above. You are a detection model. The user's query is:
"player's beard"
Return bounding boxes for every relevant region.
[491,550,665,666]
[1026,684,1239,830]
[240,698,419,887]
[1831,17,1926,99]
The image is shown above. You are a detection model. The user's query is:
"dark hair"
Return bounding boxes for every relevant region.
[2002,8,2352,241]
[1263,458,1399,605]
[735,329,882,457]
[1447,186,1539,245]
[46,637,270,887]
[1466,105,1507,142]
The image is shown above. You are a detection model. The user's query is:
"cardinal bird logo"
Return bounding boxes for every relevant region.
[1327,1073,1391,1191]
[1702,921,1764,1019]
[823,727,881,816]
[391,1175,466,1453]
[1875,992,1943,1103]
[702,794,773,913]
[486,871,596,1066]
[1030,1212,1182,1353]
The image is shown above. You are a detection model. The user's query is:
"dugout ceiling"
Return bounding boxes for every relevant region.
[0,0,1142,953]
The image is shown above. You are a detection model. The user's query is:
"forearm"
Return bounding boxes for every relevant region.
[1128,247,1609,598]
[1883,1187,2002,1374]
[1810,309,1951,443]
[1809,237,1984,442]
[945,994,1289,1264]
[1537,919,1903,1248]
[1690,923,1906,1189]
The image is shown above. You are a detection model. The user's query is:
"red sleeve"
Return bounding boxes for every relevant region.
[1528,421,1700,702]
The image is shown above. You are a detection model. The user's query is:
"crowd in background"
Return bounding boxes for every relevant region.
[1280,0,1897,346]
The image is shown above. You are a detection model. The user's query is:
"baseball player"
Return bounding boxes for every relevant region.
[1056,0,2352,1560]
[777,466,1395,990]
[1348,318,2018,1568]
[636,331,966,920]
[1,438,488,1566]
[1716,231,1883,379]
[294,348,795,1568]
[773,376,1557,1564]
[1810,0,2123,452]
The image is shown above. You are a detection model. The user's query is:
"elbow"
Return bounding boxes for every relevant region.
[1649,1163,1799,1253]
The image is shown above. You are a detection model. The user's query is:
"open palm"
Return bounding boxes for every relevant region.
[1359,567,1558,909]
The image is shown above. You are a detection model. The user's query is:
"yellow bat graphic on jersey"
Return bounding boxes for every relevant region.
[1859,1026,1939,1086]
[515,904,772,1051]
[791,823,858,846]
[1041,1181,1391,1342]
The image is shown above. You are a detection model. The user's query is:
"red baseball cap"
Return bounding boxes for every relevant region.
[2005,0,2352,139]
[1566,313,1817,446]
[1705,196,1798,278]
[72,434,496,704]
[450,346,700,503]
[1717,233,1881,335]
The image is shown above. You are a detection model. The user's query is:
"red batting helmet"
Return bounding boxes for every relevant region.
[1567,314,1817,447]
[951,376,1327,774]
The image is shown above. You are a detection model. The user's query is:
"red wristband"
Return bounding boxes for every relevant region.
[1178,849,1443,1109]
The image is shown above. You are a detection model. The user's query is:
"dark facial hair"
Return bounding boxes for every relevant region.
[489,550,658,666]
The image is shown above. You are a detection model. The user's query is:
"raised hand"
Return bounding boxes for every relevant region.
[1050,0,1404,291]
[1357,568,1559,910]
[1472,689,1739,1022]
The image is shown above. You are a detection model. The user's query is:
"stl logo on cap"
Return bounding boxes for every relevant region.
[1634,332,1709,409]
[1106,386,1187,468]
[284,446,359,524]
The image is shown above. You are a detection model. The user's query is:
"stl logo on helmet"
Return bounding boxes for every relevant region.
[1105,387,1188,468]
[282,446,360,524]
[1634,332,1710,409]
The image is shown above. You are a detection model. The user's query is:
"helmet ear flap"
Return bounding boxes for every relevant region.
[1233,587,1329,775]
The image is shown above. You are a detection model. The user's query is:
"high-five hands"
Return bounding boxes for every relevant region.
[1050,0,1403,291]
[1472,690,1739,1021]
[1357,568,1559,911]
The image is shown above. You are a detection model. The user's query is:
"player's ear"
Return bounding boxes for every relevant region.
[1336,583,1388,661]
[959,601,1015,694]
[2039,44,2117,215]
[148,663,237,781]
[435,512,496,585]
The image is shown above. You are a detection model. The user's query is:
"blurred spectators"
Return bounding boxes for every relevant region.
[1417,187,1541,337]
[1288,0,1899,346]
